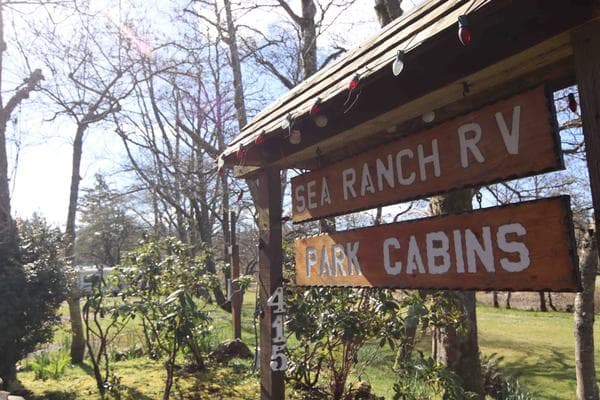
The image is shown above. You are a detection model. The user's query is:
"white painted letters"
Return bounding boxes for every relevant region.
[496,106,521,155]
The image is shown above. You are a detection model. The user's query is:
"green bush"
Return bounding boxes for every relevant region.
[0,216,67,384]
[480,353,534,400]
[29,351,70,381]
[392,354,478,400]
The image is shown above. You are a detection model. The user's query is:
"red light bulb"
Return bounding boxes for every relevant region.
[568,93,578,113]
[348,74,360,91]
[310,98,321,116]
[255,131,266,145]
[458,15,472,46]
[236,146,244,160]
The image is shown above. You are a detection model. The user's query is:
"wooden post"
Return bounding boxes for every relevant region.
[257,168,285,400]
[573,20,600,400]
[230,210,242,340]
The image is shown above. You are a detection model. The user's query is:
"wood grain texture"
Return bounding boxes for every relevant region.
[295,196,579,292]
[256,169,285,400]
[291,86,562,222]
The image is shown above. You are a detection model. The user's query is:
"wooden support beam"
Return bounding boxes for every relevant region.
[572,20,600,400]
[256,168,284,400]
[573,21,600,250]
[230,211,241,340]
[234,32,577,178]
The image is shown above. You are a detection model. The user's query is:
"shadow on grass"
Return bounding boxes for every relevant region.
[488,343,574,400]
[9,379,78,400]
[122,385,155,400]
[175,360,258,400]
[22,390,77,400]
[77,361,96,378]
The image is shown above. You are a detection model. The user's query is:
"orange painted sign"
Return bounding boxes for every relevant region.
[291,86,562,222]
[294,196,579,291]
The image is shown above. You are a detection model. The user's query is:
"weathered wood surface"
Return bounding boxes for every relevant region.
[292,86,562,222]
[573,20,600,400]
[257,169,285,399]
[295,196,579,291]
[229,211,241,340]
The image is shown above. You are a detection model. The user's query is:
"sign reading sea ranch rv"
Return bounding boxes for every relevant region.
[295,196,579,291]
[292,86,562,222]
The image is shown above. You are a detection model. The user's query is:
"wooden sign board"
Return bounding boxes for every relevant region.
[291,86,562,222]
[295,196,579,291]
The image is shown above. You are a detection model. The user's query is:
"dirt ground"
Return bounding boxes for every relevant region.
[476,290,600,312]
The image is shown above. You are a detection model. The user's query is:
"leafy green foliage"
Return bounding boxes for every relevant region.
[480,353,534,400]
[82,272,132,399]
[29,351,70,381]
[0,216,67,384]
[75,174,143,266]
[283,235,468,400]
[285,284,410,399]
[18,216,69,354]
[116,237,216,399]
[392,354,478,400]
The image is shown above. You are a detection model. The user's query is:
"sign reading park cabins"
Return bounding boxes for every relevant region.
[295,197,580,291]
[291,86,562,223]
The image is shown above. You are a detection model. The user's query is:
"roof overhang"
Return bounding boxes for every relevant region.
[220,0,599,177]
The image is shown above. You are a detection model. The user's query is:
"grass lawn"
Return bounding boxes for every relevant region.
[15,293,600,399]
[477,304,599,400]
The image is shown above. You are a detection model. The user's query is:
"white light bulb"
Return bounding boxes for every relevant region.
[289,129,302,144]
[315,114,328,128]
[392,59,404,76]
[422,111,435,123]
[392,50,406,76]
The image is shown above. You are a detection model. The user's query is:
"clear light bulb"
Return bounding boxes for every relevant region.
[289,129,302,144]
[422,111,435,123]
[315,115,328,128]
[392,50,405,76]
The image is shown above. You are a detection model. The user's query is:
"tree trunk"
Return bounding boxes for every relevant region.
[195,167,229,311]
[374,0,403,27]
[548,292,557,311]
[65,123,87,364]
[395,289,427,367]
[300,0,317,78]
[0,117,15,256]
[221,0,261,206]
[539,291,548,312]
[430,189,484,399]
[575,232,599,400]
[223,0,247,130]
[492,291,499,308]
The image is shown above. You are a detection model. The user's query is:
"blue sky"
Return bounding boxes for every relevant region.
[8,1,424,226]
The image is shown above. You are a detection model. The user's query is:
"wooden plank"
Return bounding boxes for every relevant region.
[256,168,285,400]
[292,86,562,222]
[573,21,600,250]
[295,196,580,291]
[573,28,600,396]
[229,211,241,340]
[223,0,598,164]
[266,31,574,172]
